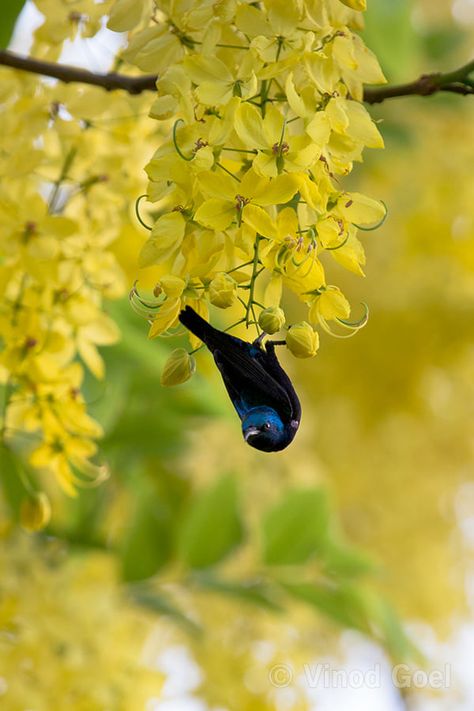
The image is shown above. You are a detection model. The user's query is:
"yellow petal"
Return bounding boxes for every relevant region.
[20,492,51,532]
[148,297,181,339]
[160,275,186,298]
[338,193,386,225]
[339,0,366,9]
[253,173,301,206]
[306,111,331,147]
[309,287,351,322]
[107,0,145,31]
[235,102,268,149]
[264,275,283,306]
[194,199,235,231]
[242,204,276,239]
[345,101,384,149]
[183,55,232,84]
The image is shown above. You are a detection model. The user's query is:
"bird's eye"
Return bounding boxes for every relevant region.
[264,422,271,430]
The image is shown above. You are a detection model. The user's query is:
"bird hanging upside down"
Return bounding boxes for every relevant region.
[179,306,301,452]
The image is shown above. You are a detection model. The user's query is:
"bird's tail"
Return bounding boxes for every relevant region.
[179,306,223,352]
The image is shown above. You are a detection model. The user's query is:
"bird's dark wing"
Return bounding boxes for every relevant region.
[212,344,293,421]
[263,342,301,424]
[179,306,293,420]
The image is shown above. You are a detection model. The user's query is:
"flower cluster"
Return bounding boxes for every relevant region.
[120,0,387,383]
[0,14,153,499]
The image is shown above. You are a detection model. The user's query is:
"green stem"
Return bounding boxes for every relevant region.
[226,260,255,274]
[221,147,258,154]
[216,162,241,182]
[48,147,77,213]
[246,234,261,328]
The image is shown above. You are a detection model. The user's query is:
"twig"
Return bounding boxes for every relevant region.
[0,50,157,94]
[363,59,474,103]
[1,50,473,103]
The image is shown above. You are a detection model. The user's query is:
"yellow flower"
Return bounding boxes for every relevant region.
[195,168,300,236]
[148,297,182,339]
[286,322,320,358]
[30,432,98,496]
[183,53,259,106]
[235,103,320,178]
[309,287,351,324]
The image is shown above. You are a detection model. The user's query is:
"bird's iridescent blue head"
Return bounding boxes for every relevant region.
[242,407,288,453]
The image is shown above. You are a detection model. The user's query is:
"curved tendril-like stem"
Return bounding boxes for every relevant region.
[324,230,351,251]
[354,201,388,232]
[318,302,369,339]
[134,194,153,230]
[70,458,110,488]
[336,302,369,329]
[318,302,369,338]
[129,281,164,321]
[172,119,194,161]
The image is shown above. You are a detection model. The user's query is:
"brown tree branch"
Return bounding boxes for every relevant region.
[0,50,157,94]
[0,49,473,103]
[363,59,474,103]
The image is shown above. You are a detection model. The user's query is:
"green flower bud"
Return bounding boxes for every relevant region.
[208,272,236,309]
[258,306,286,334]
[286,322,319,358]
[161,348,196,386]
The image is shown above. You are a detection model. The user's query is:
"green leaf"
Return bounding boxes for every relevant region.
[283,581,372,633]
[321,538,376,578]
[372,598,419,662]
[0,0,25,49]
[121,483,174,581]
[178,474,243,568]
[261,488,329,565]
[130,587,201,635]
[194,572,282,611]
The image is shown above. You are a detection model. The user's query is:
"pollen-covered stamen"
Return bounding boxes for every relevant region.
[69,11,89,25]
[235,194,250,211]
[24,337,38,350]
[23,221,37,241]
[272,141,290,155]
[193,138,208,153]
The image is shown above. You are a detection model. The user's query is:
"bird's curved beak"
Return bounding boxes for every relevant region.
[244,426,260,441]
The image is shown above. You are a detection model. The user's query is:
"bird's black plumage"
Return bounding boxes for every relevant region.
[178,306,301,451]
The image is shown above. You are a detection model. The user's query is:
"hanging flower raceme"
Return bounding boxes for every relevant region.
[114,0,386,382]
[0,39,153,499]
